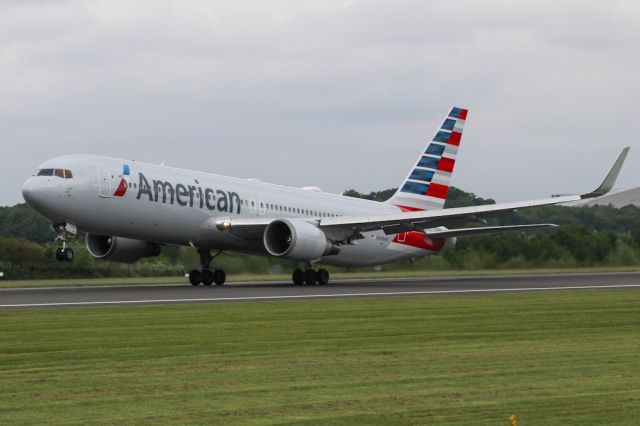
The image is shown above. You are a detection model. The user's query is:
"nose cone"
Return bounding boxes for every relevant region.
[22,176,70,224]
[22,177,52,215]
[22,177,41,206]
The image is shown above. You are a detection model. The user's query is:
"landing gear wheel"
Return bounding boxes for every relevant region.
[213,269,226,286]
[55,247,74,262]
[201,269,214,286]
[53,223,75,262]
[188,248,224,286]
[292,269,305,285]
[63,247,74,261]
[189,269,202,286]
[304,269,318,286]
[317,269,330,285]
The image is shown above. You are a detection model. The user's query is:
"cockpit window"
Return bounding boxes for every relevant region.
[37,168,74,179]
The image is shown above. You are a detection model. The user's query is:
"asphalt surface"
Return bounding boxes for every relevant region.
[1,272,639,309]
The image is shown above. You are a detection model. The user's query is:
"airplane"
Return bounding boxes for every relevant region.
[21,107,630,286]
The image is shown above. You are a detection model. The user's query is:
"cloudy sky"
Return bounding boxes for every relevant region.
[1,0,638,206]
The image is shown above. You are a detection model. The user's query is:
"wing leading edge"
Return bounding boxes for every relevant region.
[318,147,630,241]
[217,147,629,243]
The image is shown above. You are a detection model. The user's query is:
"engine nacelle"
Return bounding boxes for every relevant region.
[85,234,161,263]
[263,219,340,261]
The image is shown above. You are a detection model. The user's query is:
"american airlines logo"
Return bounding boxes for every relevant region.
[113,164,131,197]
[135,172,242,214]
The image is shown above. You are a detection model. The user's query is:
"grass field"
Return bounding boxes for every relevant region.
[2,266,640,288]
[1,290,640,425]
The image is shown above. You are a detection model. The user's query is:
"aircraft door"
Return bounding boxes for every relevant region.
[98,169,112,198]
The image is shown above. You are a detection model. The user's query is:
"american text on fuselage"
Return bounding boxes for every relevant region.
[136,172,242,214]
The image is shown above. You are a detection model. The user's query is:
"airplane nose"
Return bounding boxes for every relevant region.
[22,176,68,224]
[22,177,46,210]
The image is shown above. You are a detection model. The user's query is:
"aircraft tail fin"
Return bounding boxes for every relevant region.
[386,106,468,211]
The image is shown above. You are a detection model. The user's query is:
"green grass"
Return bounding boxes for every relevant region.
[2,266,640,288]
[1,290,640,424]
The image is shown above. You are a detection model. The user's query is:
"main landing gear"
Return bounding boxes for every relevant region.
[53,223,74,262]
[292,267,330,286]
[189,248,225,286]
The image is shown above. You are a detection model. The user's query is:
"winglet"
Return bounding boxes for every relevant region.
[581,147,630,199]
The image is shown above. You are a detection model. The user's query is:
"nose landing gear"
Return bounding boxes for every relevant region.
[189,248,226,286]
[55,247,74,262]
[53,223,75,262]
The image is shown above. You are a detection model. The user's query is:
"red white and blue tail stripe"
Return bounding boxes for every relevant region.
[386,106,467,211]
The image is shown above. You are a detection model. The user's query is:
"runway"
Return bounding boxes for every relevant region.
[1,271,639,309]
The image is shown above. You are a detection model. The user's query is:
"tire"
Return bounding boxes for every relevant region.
[304,269,318,286]
[292,269,305,285]
[201,269,214,286]
[317,269,330,285]
[63,248,74,262]
[55,248,64,262]
[213,269,226,286]
[189,269,202,286]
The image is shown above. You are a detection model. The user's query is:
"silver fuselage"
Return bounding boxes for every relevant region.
[22,154,446,267]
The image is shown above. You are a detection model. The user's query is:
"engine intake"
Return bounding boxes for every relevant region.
[86,234,161,263]
[263,219,340,261]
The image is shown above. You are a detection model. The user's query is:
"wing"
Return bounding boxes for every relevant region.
[424,223,559,239]
[216,147,629,242]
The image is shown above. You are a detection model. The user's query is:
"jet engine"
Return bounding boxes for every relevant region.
[85,234,161,263]
[263,219,340,261]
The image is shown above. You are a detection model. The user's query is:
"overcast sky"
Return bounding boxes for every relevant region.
[1,0,638,206]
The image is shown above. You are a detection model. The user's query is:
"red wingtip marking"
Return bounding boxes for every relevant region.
[458,109,468,120]
[113,179,128,197]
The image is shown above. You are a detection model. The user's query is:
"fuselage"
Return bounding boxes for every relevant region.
[22,154,450,267]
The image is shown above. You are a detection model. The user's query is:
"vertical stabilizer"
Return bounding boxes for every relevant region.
[386,106,468,211]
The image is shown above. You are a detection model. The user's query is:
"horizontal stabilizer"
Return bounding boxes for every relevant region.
[424,223,558,239]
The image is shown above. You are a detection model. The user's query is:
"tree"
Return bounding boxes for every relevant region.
[0,203,53,243]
